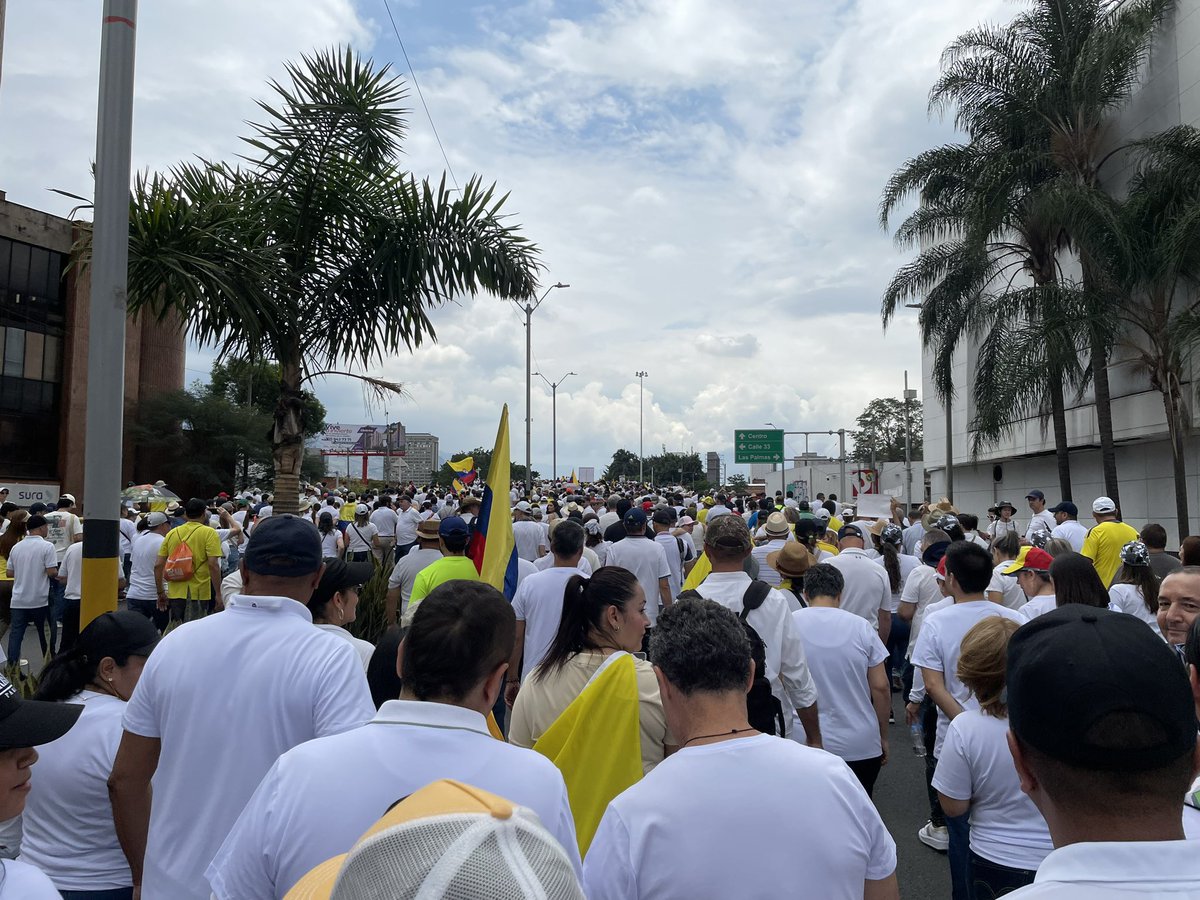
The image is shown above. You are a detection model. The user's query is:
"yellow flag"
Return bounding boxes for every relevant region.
[476,406,518,598]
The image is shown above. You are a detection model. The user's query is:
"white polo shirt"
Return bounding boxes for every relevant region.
[513,520,549,561]
[0,858,59,899]
[1025,509,1056,541]
[206,699,581,899]
[987,562,1028,610]
[1004,839,1200,897]
[369,506,397,538]
[123,593,374,900]
[126,531,165,601]
[901,564,943,654]
[394,506,423,545]
[603,536,671,625]
[583,734,896,900]
[21,691,131,891]
[691,571,817,728]
[6,535,57,609]
[512,565,589,681]
[828,548,891,630]
[58,541,83,600]
[1050,519,1088,552]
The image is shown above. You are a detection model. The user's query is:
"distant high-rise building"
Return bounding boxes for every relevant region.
[403,432,439,485]
[706,452,721,486]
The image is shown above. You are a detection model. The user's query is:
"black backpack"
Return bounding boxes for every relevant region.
[678,581,787,737]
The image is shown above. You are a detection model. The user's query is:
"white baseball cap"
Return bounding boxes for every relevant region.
[1092,496,1117,514]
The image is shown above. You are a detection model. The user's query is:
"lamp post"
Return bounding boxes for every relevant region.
[535,371,577,481]
[636,371,648,485]
[766,421,781,495]
[904,371,917,511]
[522,282,569,497]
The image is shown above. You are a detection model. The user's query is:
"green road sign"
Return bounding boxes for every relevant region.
[734,429,784,464]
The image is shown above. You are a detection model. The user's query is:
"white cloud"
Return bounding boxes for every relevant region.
[0,0,1016,477]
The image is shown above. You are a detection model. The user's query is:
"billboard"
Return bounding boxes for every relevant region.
[578,467,595,483]
[308,423,405,455]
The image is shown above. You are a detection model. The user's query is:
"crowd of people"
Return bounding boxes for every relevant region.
[0,478,1194,898]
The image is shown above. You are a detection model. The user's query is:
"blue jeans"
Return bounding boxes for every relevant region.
[47,576,65,650]
[886,615,911,687]
[947,812,972,900]
[60,888,134,900]
[8,605,48,663]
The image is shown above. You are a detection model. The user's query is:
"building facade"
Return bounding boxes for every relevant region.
[919,1,1200,544]
[0,194,185,508]
[402,431,439,485]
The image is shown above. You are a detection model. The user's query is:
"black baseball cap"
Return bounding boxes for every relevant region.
[0,673,81,750]
[651,507,675,525]
[1048,500,1078,516]
[310,559,375,609]
[244,515,323,577]
[838,523,866,540]
[1008,606,1196,772]
[1025,489,1045,501]
[79,611,160,661]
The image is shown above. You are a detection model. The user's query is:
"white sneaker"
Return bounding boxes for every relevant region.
[918,821,949,852]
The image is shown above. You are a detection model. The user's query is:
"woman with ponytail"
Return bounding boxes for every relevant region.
[21,611,159,899]
[509,567,673,772]
[1107,540,1162,636]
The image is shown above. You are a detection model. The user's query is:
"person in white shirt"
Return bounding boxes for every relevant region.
[393,495,424,558]
[1107,540,1162,637]
[1008,548,1057,621]
[598,497,621,533]
[583,597,899,900]
[1048,501,1088,552]
[1003,606,1200,898]
[988,501,1020,542]
[307,559,376,670]
[108,515,375,900]
[118,508,137,585]
[602,510,672,629]
[344,504,379,563]
[794,564,890,797]
[385,519,444,626]
[207,580,580,899]
[911,542,1025,898]
[651,507,687,598]
[957,513,992,549]
[1023,491,1057,544]
[828,524,892,644]
[369,498,398,563]
[0,670,83,899]
[56,533,84,653]
[126,513,171,631]
[513,502,549,561]
[750,512,791,588]
[933,617,1052,898]
[5,515,56,663]
[508,521,589,688]
[987,532,1028,610]
[22,611,160,897]
[689,514,821,745]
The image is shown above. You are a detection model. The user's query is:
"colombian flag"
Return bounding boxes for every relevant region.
[468,407,519,599]
[448,456,478,493]
[570,469,579,486]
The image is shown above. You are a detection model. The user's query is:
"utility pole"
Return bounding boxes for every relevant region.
[522,282,569,497]
[81,0,137,630]
[838,429,847,503]
[535,371,576,481]
[904,371,917,511]
[636,371,648,485]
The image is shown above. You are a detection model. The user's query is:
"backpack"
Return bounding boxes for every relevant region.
[163,525,198,582]
[678,581,787,737]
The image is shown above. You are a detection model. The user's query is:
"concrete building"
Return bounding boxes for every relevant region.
[920,1,1200,545]
[752,456,926,506]
[402,431,439,485]
[0,194,185,508]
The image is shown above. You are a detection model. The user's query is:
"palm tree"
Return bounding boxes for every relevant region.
[928,0,1175,509]
[75,48,541,512]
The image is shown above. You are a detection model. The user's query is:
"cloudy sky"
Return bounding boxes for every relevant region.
[1,0,1011,478]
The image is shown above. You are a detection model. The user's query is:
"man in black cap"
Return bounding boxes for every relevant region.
[1004,606,1200,897]
[1048,500,1087,552]
[1023,491,1055,544]
[109,515,374,900]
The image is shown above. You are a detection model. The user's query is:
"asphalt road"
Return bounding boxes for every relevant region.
[877,712,953,900]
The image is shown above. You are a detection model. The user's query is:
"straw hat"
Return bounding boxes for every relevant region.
[767,542,814,579]
[922,499,959,530]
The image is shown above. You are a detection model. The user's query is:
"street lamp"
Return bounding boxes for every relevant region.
[636,371,648,484]
[522,282,569,497]
[765,421,780,495]
[535,371,577,481]
[903,371,918,511]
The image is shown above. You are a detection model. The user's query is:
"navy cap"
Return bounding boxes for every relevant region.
[1048,500,1078,516]
[438,516,470,538]
[244,515,323,577]
[623,508,648,529]
[838,523,866,540]
[1025,489,1045,501]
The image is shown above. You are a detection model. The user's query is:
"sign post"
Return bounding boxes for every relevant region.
[733,429,784,465]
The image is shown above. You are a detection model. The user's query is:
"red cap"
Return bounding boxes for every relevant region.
[1018,548,1054,572]
[936,557,948,579]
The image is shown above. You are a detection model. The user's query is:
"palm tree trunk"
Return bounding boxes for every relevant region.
[1162,386,1190,541]
[1049,377,1072,500]
[272,358,305,515]
[1091,342,1121,510]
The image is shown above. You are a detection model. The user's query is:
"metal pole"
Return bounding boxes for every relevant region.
[838,429,847,502]
[525,303,532,498]
[551,384,557,482]
[945,394,954,501]
[636,371,648,484]
[904,371,914,511]
[81,0,137,630]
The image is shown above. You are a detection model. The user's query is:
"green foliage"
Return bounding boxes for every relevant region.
[208,357,327,437]
[349,557,395,646]
[641,451,705,486]
[602,449,641,481]
[726,473,749,493]
[849,398,924,463]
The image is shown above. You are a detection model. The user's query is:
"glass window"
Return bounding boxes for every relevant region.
[42,335,60,382]
[3,328,23,378]
[23,331,44,381]
[8,242,29,296]
[27,249,49,302]
[0,240,10,288]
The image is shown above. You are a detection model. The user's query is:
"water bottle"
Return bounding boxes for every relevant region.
[910,722,926,757]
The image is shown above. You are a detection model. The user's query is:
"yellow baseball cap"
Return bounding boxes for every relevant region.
[1002,546,1032,575]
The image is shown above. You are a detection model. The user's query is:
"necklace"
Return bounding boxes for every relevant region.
[680,726,754,748]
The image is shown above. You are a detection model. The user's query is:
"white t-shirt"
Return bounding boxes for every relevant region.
[902,522,926,556]
[1002,839,1200,897]
[1050,519,1088,552]
[911,599,1024,758]
[126,531,165,600]
[827,549,891,630]
[318,528,342,558]
[513,520,549,561]
[315,623,374,670]
[0,858,59,899]
[932,709,1053,870]
[344,521,378,555]
[654,532,685,597]
[43,511,80,563]
[603,537,671,625]
[1025,510,1056,541]
[1108,583,1161,636]
[876,553,921,612]
[583,734,896,900]
[20,692,132,891]
[394,507,423,545]
[58,541,84,600]
[369,507,398,538]
[792,606,887,761]
[534,552,595,575]
[987,562,1028,610]
[512,566,589,681]
[1019,594,1057,622]
[122,594,375,900]
[989,518,1020,540]
[118,517,136,559]
[206,700,580,899]
[6,536,56,609]
[901,564,944,655]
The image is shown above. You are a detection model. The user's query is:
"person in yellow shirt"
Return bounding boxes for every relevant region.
[409,517,479,612]
[1080,496,1140,588]
[155,498,224,622]
[339,493,357,532]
